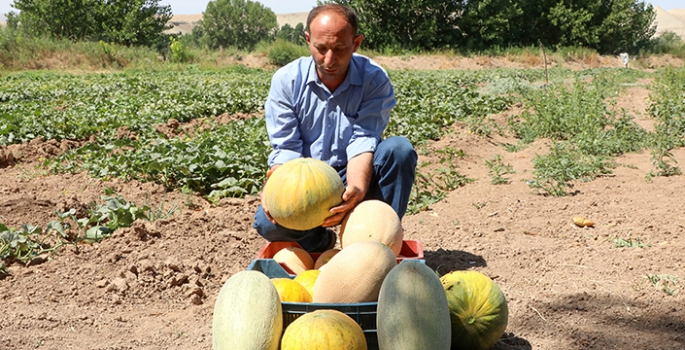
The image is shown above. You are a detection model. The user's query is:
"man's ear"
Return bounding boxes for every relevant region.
[305,31,311,45]
[353,34,364,52]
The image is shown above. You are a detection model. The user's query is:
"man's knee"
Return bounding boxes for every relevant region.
[377,136,417,165]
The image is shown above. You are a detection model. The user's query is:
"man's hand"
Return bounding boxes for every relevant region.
[323,184,366,227]
[260,164,282,224]
[323,152,373,227]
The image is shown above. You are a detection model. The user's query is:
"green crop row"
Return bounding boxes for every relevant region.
[0,67,271,144]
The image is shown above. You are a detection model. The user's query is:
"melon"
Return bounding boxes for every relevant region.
[273,246,315,275]
[377,261,451,350]
[340,200,404,256]
[440,270,508,350]
[271,277,312,302]
[312,240,397,303]
[293,269,321,298]
[263,158,344,231]
[314,248,340,269]
[212,270,282,350]
[280,309,367,350]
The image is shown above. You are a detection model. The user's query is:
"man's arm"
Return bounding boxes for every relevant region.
[323,151,373,227]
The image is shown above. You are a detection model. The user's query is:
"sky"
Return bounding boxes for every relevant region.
[0,0,682,19]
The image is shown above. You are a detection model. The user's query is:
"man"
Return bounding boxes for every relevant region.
[253,4,417,252]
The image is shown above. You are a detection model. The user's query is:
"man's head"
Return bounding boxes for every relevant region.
[305,4,364,91]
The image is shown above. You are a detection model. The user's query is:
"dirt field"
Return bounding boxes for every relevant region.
[1,56,684,350]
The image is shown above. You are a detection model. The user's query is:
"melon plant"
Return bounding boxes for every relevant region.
[280,309,367,350]
[340,199,404,256]
[212,270,282,350]
[440,270,508,350]
[263,158,344,231]
[377,261,451,350]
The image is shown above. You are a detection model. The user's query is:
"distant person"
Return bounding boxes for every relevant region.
[252,4,417,252]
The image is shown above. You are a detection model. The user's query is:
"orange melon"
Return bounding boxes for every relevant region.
[263,158,344,231]
[312,240,397,303]
[273,246,314,275]
[340,200,404,256]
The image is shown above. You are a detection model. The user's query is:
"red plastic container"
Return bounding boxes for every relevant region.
[256,239,424,275]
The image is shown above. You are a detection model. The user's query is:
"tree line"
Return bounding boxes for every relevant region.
[2,0,662,55]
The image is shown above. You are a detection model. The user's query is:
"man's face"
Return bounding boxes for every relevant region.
[305,12,363,89]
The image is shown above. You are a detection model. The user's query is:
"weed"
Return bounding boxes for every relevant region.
[613,237,650,248]
[485,155,516,184]
[646,274,679,296]
[472,201,487,209]
[0,191,176,268]
[407,147,473,214]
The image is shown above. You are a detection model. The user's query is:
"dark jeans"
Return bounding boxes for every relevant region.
[253,136,417,252]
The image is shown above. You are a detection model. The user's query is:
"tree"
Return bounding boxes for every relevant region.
[196,0,278,50]
[457,0,524,50]
[327,0,657,54]
[595,0,656,54]
[10,0,99,41]
[96,0,173,47]
[333,0,463,51]
[277,23,305,45]
[9,0,172,46]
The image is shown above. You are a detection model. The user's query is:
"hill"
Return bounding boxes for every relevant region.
[165,12,308,35]
[654,6,685,39]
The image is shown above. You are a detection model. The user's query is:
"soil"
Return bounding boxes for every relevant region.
[1,56,684,350]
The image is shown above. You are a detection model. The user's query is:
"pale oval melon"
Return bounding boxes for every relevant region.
[312,240,397,303]
[377,261,451,350]
[212,270,282,350]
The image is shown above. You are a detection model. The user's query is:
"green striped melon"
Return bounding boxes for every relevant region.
[440,270,508,350]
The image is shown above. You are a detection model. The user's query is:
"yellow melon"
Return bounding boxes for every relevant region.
[273,246,314,275]
[340,200,404,256]
[312,241,397,303]
[271,277,312,302]
[281,309,367,350]
[293,269,321,298]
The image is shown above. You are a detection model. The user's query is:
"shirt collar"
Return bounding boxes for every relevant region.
[305,54,363,93]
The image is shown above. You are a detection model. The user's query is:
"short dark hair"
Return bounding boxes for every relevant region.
[306,4,359,36]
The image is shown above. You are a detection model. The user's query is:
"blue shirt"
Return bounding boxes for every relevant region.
[264,53,396,168]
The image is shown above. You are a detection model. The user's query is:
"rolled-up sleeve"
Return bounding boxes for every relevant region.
[265,71,303,167]
[346,72,395,160]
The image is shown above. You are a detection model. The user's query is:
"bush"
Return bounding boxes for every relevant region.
[642,31,685,58]
[267,39,310,67]
[169,36,195,63]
